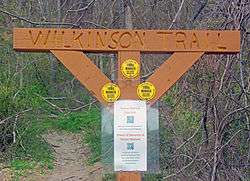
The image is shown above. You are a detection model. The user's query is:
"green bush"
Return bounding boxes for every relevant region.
[51,107,101,163]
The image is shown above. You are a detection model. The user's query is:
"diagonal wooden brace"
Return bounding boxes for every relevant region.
[51,50,111,104]
[147,52,204,105]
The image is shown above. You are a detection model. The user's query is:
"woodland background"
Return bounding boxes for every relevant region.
[0,0,249,180]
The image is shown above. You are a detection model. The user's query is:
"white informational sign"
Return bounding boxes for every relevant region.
[114,100,147,171]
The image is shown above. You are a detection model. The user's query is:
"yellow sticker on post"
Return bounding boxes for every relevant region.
[121,59,140,79]
[137,82,156,101]
[101,83,120,102]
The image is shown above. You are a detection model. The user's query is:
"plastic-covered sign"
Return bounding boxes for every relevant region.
[101,104,160,174]
[137,82,156,101]
[121,59,140,79]
[114,100,147,171]
[101,83,120,102]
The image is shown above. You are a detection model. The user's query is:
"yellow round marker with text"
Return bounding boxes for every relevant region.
[101,83,120,102]
[121,59,140,79]
[137,82,156,101]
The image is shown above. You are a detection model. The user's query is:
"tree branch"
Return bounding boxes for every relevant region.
[0,8,107,28]
[169,0,185,29]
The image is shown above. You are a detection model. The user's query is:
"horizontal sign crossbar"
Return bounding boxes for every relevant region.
[13,28,240,52]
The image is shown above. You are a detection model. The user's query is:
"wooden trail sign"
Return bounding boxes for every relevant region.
[13,28,240,181]
[14,28,240,52]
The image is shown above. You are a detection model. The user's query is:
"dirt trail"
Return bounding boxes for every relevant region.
[21,131,102,181]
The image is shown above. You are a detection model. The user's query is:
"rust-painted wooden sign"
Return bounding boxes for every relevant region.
[14,28,240,52]
[13,28,240,181]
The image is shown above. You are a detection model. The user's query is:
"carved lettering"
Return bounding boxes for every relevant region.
[190,32,200,49]
[176,32,187,49]
[54,30,63,48]
[206,32,212,49]
[157,32,172,48]
[53,30,57,46]
[43,30,51,45]
[73,32,84,49]
[29,30,54,46]
[119,32,132,48]
[135,31,145,47]
[29,30,42,45]
[88,31,92,47]
[63,31,72,48]
[96,31,108,47]
[217,33,227,50]
[108,31,119,49]
[206,32,226,50]
[17,29,238,52]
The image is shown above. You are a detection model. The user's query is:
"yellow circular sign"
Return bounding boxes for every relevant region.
[121,59,140,79]
[101,83,120,102]
[137,82,156,101]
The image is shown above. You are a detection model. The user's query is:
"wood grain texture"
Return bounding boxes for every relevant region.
[117,51,142,180]
[116,172,141,181]
[51,50,111,104]
[14,28,240,52]
[147,52,204,105]
[118,51,141,99]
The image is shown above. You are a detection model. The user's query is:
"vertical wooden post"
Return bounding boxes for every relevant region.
[117,51,141,99]
[116,51,142,181]
[117,172,141,181]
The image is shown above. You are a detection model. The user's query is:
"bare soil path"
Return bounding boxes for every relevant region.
[21,131,102,181]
